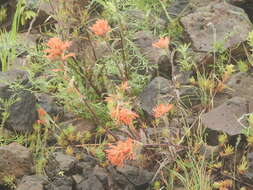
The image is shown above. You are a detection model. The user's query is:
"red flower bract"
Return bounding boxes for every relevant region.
[105,138,136,167]
[153,103,173,118]
[111,107,139,126]
[90,19,111,36]
[152,37,170,49]
[37,108,47,125]
[44,37,75,61]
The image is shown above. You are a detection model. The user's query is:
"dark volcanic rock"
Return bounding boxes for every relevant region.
[36,93,63,118]
[76,175,104,190]
[180,2,252,64]
[0,69,37,133]
[4,89,37,133]
[45,176,73,190]
[117,165,154,188]
[92,165,108,186]
[133,31,171,78]
[214,72,253,107]
[109,165,154,190]
[166,0,192,18]
[181,2,252,52]
[0,143,33,184]
[45,152,78,179]
[138,76,199,115]
[138,77,173,115]
[0,70,37,132]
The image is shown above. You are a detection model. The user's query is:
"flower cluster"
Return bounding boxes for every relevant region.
[44,37,75,61]
[105,138,136,167]
[153,103,173,118]
[110,107,139,126]
[90,19,111,36]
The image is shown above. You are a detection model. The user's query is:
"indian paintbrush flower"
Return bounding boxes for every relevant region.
[90,19,111,36]
[44,37,75,61]
[153,103,173,118]
[105,138,136,167]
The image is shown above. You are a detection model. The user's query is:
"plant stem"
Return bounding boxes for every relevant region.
[119,25,129,80]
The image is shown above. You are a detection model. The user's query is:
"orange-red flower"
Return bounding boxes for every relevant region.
[105,138,136,167]
[152,37,170,49]
[90,19,111,36]
[44,37,75,61]
[153,103,173,118]
[111,107,139,126]
[37,108,46,117]
[37,108,47,125]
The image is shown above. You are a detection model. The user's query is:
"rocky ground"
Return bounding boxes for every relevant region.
[1,0,253,190]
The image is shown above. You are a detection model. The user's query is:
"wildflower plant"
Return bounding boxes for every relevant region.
[106,81,140,137]
[4,0,250,188]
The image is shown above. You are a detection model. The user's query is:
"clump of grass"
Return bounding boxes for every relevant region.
[169,154,212,190]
